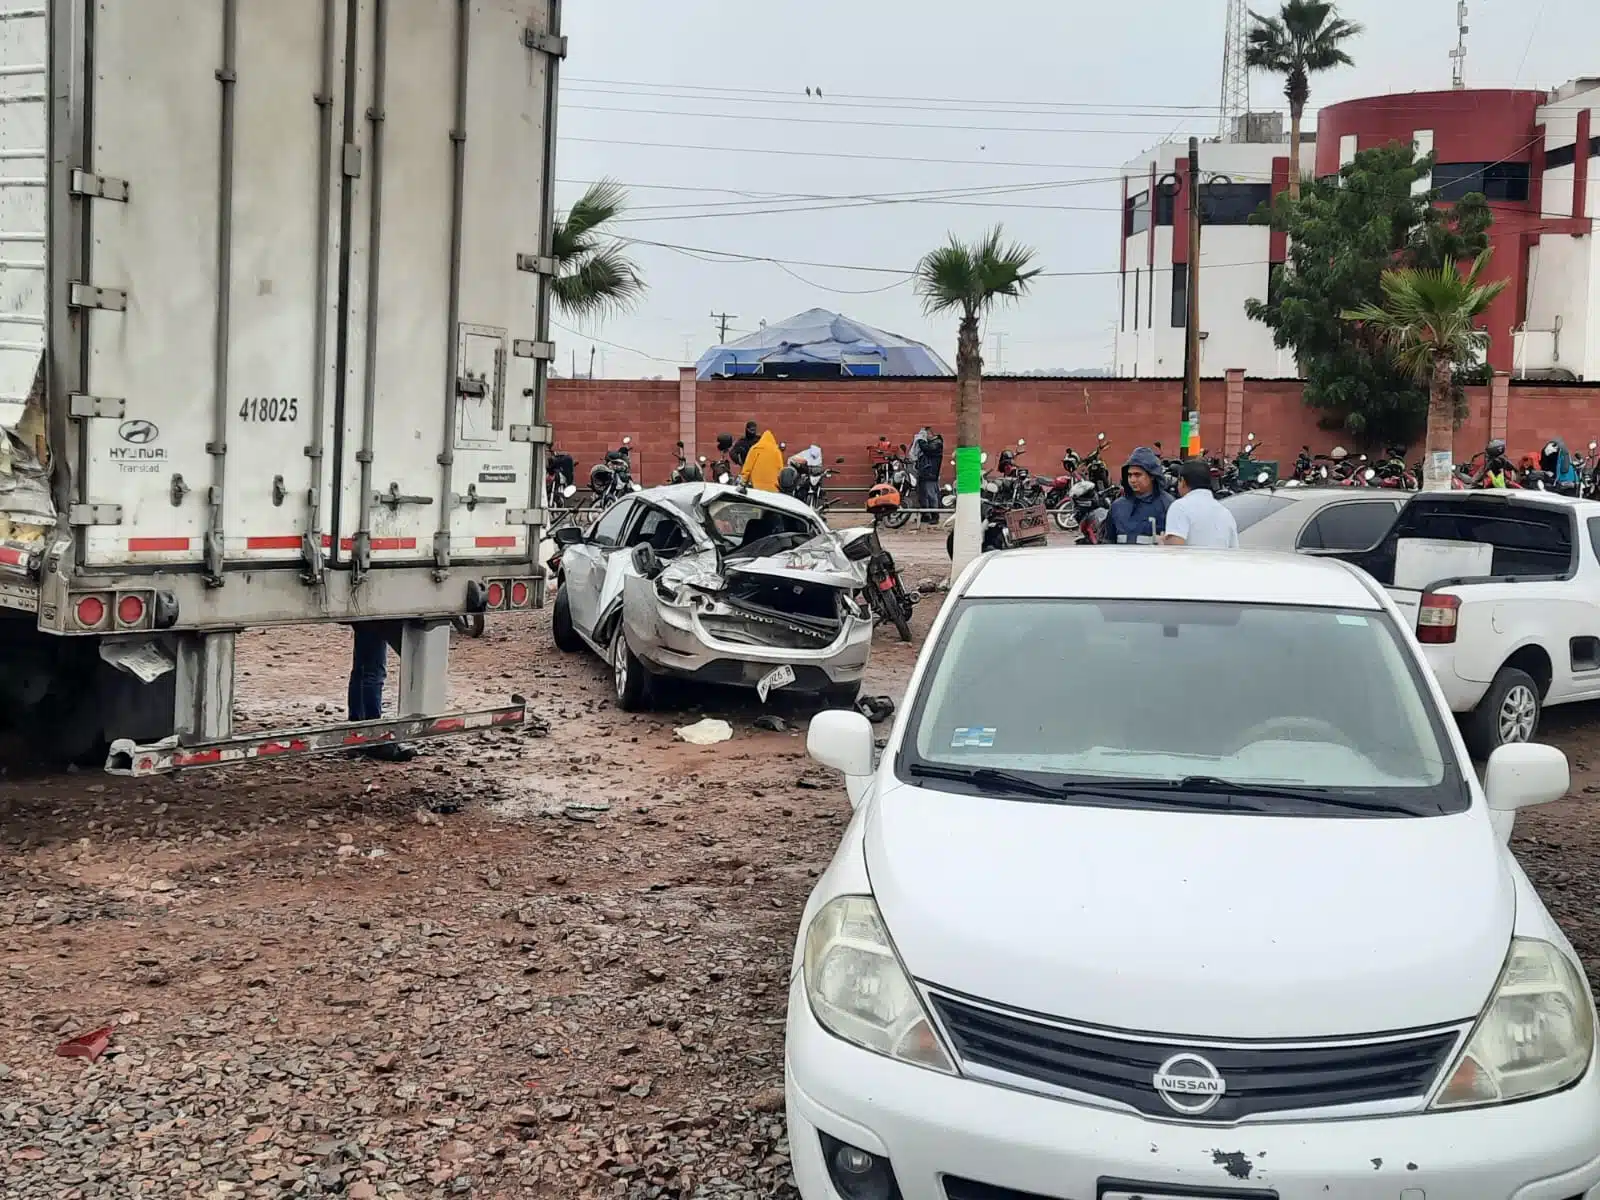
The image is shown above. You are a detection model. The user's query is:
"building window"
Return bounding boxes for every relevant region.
[1125,190,1152,237]
[1200,182,1273,225]
[1171,263,1189,328]
[1545,143,1578,171]
[1154,188,1176,226]
[1431,162,1531,203]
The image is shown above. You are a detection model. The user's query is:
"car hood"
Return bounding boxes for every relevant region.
[866,782,1512,1039]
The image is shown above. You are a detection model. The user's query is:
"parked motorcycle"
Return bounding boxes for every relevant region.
[945,450,1049,559]
[1044,433,1111,531]
[589,437,641,506]
[841,508,914,643]
[783,448,845,514]
[547,449,578,510]
[668,441,706,485]
[1069,478,1116,545]
[870,441,916,530]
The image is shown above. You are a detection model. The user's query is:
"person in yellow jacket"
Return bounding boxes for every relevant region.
[739,430,784,492]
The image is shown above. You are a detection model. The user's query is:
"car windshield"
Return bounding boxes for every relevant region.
[704,498,819,555]
[900,598,1466,817]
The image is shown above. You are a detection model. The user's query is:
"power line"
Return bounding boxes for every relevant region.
[560,136,1166,172]
[551,318,680,367]
[563,102,1213,138]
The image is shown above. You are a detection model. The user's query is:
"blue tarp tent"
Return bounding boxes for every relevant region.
[695,308,952,380]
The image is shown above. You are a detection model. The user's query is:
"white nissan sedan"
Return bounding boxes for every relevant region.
[786,548,1600,1200]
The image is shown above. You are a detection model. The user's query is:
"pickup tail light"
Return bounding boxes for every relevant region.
[1417,592,1460,644]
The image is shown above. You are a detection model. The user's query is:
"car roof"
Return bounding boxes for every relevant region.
[1231,486,1397,507]
[647,482,821,523]
[1408,488,1600,514]
[960,546,1384,609]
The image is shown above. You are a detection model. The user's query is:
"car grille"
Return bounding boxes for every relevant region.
[929,991,1460,1123]
[943,1179,1055,1200]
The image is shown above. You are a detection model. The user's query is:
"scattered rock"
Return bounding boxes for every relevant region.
[752,714,789,733]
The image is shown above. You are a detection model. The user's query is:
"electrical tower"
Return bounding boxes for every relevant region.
[1450,1,1470,89]
[1219,0,1251,139]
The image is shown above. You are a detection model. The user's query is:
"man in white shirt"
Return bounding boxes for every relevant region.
[1162,460,1240,548]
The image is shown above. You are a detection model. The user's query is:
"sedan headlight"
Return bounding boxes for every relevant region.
[1433,938,1596,1109]
[803,895,954,1073]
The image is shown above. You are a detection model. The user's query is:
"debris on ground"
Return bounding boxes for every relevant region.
[675,717,734,744]
[856,694,897,724]
[753,714,790,733]
[54,1026,113,1061]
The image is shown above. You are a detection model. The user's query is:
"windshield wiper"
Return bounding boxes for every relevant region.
[1174,775,1413,814]
[906,762,1069,801]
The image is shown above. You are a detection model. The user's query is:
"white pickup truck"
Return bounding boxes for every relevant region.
[1337,490,1600,757]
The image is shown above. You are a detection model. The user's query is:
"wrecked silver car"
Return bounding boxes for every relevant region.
[549,483,872,710]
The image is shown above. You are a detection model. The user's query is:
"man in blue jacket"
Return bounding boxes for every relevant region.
[1106,446,1175,544]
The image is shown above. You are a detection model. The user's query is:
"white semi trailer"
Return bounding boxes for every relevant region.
[0,0,565,771]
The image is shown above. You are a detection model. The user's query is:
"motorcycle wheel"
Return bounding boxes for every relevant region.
[1051,504,1079,532]
[452,613,485,638]
[877,577,913,642]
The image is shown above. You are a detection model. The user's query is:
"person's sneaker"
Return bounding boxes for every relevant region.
[363,742,417,763]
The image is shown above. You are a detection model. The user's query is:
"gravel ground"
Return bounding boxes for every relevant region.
[4,526,1600,1199]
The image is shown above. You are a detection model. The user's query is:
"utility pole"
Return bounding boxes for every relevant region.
[1182,137,1203,459]
[710,311,738,343]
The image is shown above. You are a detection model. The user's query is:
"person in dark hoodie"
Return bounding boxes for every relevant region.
[1106,446,1175,544]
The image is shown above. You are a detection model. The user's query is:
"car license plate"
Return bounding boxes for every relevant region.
[756,663,795,703]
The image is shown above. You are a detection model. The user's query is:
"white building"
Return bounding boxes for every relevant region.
[1517,78,1600,382]
[1114,125,1314,380]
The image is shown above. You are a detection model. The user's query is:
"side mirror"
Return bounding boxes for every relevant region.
[1017,438,1027,447]
[676,440,684,449]
[631,544,662,579]
[980,452,989,465]
[623,436,632,446]
[552,525,585,547]
[1097,432,1107,442]
[719,472,731,484]
[1485,743,1570,813]
[835,456,846,465]
[562,483,578,499]
[1257,471,1269,485]
[807,709,876,797]
[698,455,707,464]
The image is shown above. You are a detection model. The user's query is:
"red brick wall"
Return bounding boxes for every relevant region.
[545,380,680,489]
[546,377,1600,488]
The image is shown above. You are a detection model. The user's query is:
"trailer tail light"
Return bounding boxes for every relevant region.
[116,592,151,629]
[1417,593,1460,644]
[72,593,111,630]
[510,580,531,609]
[485,581,506,610]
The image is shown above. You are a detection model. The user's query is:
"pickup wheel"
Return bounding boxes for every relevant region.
[552,585,581,652]
[1462,666,1541,759]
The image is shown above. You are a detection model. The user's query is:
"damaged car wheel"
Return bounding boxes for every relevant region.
[612,628,654,712]
[552,585,581,652]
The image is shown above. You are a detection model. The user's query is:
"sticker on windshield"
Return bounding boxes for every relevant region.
[1336,614,1370,627]
[950,727,997,749]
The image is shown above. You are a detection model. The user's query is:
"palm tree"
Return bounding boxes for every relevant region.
[915,226,1041,572]
[1342,251,1506,490]
[1246,1,1362,200]
[551,178,646,319]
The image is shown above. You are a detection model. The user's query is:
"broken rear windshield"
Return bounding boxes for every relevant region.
[704,498,818,552]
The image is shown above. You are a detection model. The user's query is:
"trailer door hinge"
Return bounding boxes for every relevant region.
[68,503,122,526]
[70,169,130,202]
[512,339,554,361]
[68,392,125,418]
[69,283,127,312]
[516,253,557,276]
[509,423,553,445]
[523,28,568,57]
[452,485,507,512]
[374,482,435,509]
[506,508,548,527]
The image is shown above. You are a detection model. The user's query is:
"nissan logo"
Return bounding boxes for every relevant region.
[1152,1052,1227,1117]
[118,419,159,445]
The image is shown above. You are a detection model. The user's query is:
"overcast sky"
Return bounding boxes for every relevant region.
[554,0,1600,377]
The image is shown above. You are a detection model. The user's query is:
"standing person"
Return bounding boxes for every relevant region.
[730,420,761,467]
[739,430,784,492]
[913,426,944,524]
[347,622,416,762]
[1162,460,1239,548]
[1105,446,1174,544]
